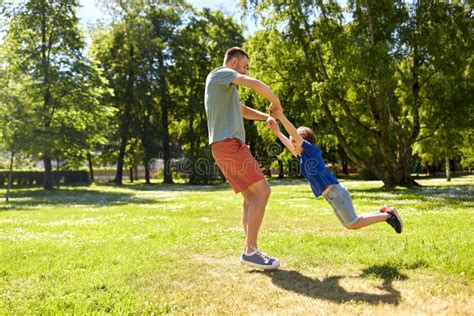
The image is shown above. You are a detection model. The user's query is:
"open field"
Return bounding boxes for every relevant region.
[1,176,473,314]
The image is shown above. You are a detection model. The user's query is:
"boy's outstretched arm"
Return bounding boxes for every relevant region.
[271,107,304,148]
[266,117,299,157]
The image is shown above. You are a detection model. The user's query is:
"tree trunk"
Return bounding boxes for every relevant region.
[160,94,173,184]
[338,146,349,175]
[115,45,135,185]
[56,158,60,189]
[87,153,94,181]
[144,158,151,184]
[6,151,14,202]
[114,135,127,185]
[445,156,451,182]
[374,161,419,189]
[129,167,134,183]
[157,55,173,185]
[342,160,348,175]
[43,156,54,190]
[278,159,284,179]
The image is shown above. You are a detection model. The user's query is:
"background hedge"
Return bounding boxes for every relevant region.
[0,171,90,188]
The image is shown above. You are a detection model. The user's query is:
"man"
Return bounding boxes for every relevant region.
[204,47,281,270]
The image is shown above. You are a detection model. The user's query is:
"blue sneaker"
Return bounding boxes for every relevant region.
[240,249,280,270]
[381,206,403,234]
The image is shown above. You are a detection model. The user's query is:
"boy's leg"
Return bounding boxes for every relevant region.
[346,213,390,230]
[326,184,399,232]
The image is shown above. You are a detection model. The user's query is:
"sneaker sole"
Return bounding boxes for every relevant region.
[389,208,403,233]
[240,258,280,270]
[381,206,403,233]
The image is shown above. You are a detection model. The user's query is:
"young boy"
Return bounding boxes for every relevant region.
[267,108,403,233]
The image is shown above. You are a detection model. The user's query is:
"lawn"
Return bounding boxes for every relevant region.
[0,176,473,314]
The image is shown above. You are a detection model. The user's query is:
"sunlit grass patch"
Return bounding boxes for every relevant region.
[0,175,473,313]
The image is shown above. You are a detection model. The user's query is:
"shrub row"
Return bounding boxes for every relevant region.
[0,171,90,188]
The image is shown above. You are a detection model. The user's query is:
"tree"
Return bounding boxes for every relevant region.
[411,3,473,180]
[3,0,108,189]
[0,62,33,200]
[92,1,188,184]
[241,0,472,188]
[169,8,244,183]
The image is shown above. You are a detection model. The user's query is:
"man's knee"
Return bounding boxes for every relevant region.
[247,180,271,200]
[257,182,271,199]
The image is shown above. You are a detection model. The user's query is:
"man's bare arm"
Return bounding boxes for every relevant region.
[232,75,281,109]
[241,104,269,121]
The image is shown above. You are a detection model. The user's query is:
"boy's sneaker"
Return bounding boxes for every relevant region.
[382,207,403,234]
[240,249,280,270]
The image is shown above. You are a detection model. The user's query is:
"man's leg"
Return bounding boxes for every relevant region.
[241,189,252,240]
[242,179,271,254]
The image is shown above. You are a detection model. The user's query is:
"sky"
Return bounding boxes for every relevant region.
[0,0,256,46]
[77,0,258,35]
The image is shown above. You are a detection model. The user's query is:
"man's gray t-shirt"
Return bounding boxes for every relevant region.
[204,66,245,145]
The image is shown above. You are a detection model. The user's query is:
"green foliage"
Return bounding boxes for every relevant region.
[2,0,113,188]
[241,0,472,187]
[169,8,244,183]
[2,1,471,187]
[90,1,192,184]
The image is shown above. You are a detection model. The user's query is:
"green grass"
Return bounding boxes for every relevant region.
[1,176,473,314]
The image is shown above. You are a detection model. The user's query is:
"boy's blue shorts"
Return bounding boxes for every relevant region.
[323,183,359,227]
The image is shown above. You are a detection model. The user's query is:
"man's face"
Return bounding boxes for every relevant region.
[234,56,249,75]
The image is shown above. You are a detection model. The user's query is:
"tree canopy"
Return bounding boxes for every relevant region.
[0,0,472,189]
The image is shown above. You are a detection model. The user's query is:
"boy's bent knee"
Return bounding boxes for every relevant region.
[344,219,360,230]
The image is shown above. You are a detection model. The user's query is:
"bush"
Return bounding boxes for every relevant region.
[0,171,90,188]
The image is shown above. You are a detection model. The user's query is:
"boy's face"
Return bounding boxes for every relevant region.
[290,136,303,155]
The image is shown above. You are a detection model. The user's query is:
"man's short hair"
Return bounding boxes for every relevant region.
[297,126,316,144]
[224,47,248,64]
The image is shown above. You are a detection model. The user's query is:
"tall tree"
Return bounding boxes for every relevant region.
[0,61,33,200]
[91,17,142,185]
[410,2,473,180]
[92,1,187,184]
[170,8,244,183]
[241,0,472,187]
[3,0,105,189]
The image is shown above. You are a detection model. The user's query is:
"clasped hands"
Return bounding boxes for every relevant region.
[267,103,282,132]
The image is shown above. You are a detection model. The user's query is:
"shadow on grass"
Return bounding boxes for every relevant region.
[349,185,474,206]
[100,181,232,193]
[0,188,163,212]
[253,264,407,305]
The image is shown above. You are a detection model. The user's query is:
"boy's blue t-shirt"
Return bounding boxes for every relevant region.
[299,141,339,197]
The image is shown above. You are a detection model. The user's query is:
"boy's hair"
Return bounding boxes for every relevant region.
[224,47,248,64]
[297,126,316,144]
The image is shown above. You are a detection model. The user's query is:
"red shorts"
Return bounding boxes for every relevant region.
[211,138,265,193]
